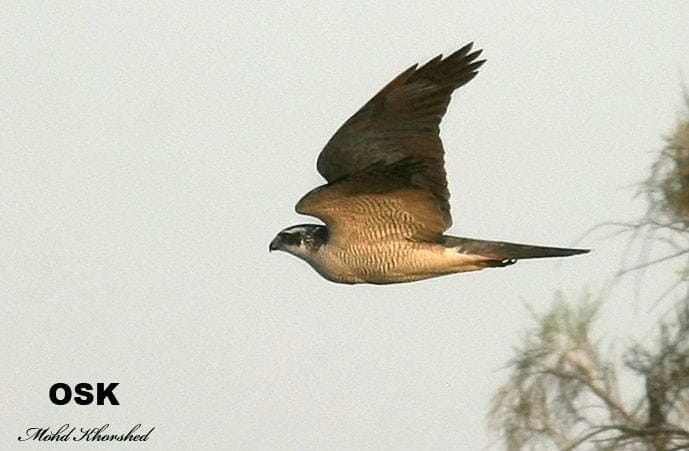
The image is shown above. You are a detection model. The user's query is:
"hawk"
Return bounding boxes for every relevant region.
[270,43,588,284]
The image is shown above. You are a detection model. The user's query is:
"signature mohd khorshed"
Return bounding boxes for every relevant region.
[17,423,154,442]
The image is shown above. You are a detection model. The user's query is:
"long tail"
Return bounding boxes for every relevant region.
[443,236,589,260]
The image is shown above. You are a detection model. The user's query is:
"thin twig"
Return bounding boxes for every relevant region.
[616,249,689,276]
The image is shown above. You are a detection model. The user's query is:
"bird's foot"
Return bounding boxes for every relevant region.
[483,258,518,268]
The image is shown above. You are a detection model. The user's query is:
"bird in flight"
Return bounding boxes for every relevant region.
[270,43,589,284]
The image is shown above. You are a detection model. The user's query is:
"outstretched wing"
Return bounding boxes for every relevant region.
[296,159,450,245]
[315,42,485,229]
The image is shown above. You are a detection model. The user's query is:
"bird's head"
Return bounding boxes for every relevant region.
[269,224,328,258]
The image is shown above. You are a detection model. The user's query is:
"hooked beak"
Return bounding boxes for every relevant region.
[269,235,280,252]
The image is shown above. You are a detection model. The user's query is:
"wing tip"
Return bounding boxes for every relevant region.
[414,42,486,88]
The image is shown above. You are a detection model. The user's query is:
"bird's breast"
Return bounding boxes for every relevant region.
[311,238,456,284]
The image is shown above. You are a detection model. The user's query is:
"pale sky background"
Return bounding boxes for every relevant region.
[2,2,689,450]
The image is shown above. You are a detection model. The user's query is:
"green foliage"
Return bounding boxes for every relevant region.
[643,98,689,227]
[491,296,689,450]
[490,92,689,451]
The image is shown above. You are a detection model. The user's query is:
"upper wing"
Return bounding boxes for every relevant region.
[296,159,450,245]
[315,42,485,227]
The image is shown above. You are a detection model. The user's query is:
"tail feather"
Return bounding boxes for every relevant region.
[443,236,589,260]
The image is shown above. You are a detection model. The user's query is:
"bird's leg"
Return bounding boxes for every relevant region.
[481,258,518,268]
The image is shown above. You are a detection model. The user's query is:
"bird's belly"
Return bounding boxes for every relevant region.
[322,241,479,284]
